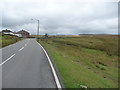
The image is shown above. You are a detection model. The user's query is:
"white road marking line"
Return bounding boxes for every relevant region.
[25,44,27,46]
[25,40,29,46]
[37,41,62,88]
[1,39,29,66]
[0,53,16,66]
[25,41,29,47]
[19,47,24,51]
[27,41,29,45]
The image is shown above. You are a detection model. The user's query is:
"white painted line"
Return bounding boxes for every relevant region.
[25,44,27,46]
[19,47,24,51]
[24,40,29,47]
[27,41,29,45]
[0,53,16,66]
[37,42,62,88]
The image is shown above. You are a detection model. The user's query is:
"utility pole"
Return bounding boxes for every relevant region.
[37,20,39,38]
[31,19,40,39]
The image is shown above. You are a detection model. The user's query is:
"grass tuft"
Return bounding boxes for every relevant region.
[0,34,21,48]
[37,35,118,88]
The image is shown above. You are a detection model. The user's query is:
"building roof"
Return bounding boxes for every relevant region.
[17,30,29,34]
[2,29,12,33]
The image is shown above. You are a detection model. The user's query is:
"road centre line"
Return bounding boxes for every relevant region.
[19,47,24,51]
[0,53,16,66]
[0,39,29,66]
[24,44,27,46]
[25,41,29,46]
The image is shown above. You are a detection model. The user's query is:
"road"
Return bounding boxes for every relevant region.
[1,39,61,88]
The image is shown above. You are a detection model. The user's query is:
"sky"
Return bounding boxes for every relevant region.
[0,0,119,35]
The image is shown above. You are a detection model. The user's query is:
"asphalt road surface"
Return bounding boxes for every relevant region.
[1,39,60,88]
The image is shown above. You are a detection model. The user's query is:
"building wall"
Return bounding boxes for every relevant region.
[17,30,30,38]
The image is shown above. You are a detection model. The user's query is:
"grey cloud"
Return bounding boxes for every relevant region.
[1,0,118,35]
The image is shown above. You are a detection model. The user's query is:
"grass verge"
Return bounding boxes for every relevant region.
[0,34,21,48]
[37,35,118,88]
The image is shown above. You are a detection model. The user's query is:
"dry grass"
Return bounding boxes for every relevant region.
[38,35,118,88]
[0,34,21,48]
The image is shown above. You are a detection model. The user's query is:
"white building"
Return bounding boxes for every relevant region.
[2,29,22,37]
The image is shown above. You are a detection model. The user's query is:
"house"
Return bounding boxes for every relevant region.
[1,29,22,37]
[14,34,22,37]
[1,29,30,38]
[1,29,14,35]
[16,30,30,38]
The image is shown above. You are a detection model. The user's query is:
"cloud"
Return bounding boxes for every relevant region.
[1,0,118,35]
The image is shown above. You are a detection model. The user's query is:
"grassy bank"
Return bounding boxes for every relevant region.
[0,34,21,48]
[37,35,118,88]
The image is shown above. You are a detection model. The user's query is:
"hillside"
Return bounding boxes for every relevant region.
[38,35,118,88]
[0,34,21,48]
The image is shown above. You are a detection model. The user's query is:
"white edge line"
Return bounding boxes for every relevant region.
[0,53,16,66]
[37,42,62,88]
[19,47,24,51]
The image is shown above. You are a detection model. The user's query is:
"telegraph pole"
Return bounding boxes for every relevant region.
[37,20,39,38]
[31,19,40,39]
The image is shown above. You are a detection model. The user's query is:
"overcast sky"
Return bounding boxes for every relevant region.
[0,0,118,35]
